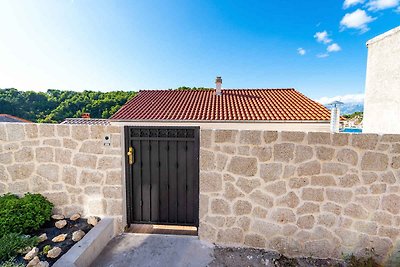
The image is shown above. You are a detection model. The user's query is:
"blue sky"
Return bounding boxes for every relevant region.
[0,0,399,103]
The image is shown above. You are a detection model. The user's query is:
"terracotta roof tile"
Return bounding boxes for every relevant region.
[111,89,331,121]
[0,114,32,123]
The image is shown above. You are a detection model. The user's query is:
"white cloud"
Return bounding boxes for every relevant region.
[327,43,342,52]
[297,48,306,56]
[343,0,365,9]
[340,9,376,33]
[314,31,332,44]
[317,93,364,105]
[367,0,399,11]
[317,53,329,58]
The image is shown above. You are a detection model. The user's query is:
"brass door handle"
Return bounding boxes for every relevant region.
[127,147,134,165]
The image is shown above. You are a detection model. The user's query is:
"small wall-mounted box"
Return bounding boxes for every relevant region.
[104,135,111,146]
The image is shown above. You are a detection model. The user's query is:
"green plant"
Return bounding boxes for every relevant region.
[0,193,53,237]
[0,258,25,267]
[42,245,52,255]
[0,233,38,262]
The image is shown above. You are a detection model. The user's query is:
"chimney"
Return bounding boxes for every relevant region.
[82,113,91,119]
[215,76,222,96]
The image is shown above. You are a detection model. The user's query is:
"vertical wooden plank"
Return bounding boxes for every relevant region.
[186,141,195,224]
[168,140,178,223]
[150,140,159,222]
[177,141,187,223]
[159,140,169,222]
[124,127,132,224]
[132,140,142,222]
[193,128,200,226]
[141,139,151,221]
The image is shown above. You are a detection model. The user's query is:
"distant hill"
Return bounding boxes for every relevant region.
[339,103,364,115]
[0,88,137,123]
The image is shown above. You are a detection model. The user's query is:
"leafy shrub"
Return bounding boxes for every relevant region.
[0,258,25,267]
[0,233,38,262]
[0,193,53,237]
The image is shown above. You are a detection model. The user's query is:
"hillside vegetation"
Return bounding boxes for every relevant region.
[0,88,137,123]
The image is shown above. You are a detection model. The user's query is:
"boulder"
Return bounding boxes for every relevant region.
[70,213,81,221]
[51,214,64,220]
[55,220,67,229]
[72,230,85,242]
[47,247,62,258]
[52,234,67,243]
[87,216,98,226]
[23,247,39,261]
[38,233,47,243]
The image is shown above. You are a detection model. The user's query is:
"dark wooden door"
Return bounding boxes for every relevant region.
[125,126,200,226]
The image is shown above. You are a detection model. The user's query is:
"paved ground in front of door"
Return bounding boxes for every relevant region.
[90,233,349,267]
[90,233,214,267]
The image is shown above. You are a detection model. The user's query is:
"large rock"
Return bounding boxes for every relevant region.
[249,190,273,208]
[236,177,261,194]
[351,134,378,150]
[200,172,222,192]
[217,228,243,244]
[47,247,62,258]
[239,131,261,145]
[214,130,237,143]
[200,149,215,171]
[307,132,331,145]
[269,208,296,223]
[315,146,335,161]
[87,216,99,226]
[260,163,282,182]
[322,162,348,175]
[326,188,353,204]
[244,234,266,248]
[263,131,278,143]
[297,160,321,176]
[6,163,35,180]
[381,194,400,214]
[38,233,47,243]
[294,145,313,163]
[55,220,67,229]
[52,234,67,243]
[211,199,231,215]
[227,156,258,177]
[336,148,358,166]
[361,152,389,171]
[251,147,272,162]
[301,188,324,202]
[72,230,86,242]
[276,192,300,208]
[51,214,64,220]
[233,200,252,215]
[281,131,305,142]
[24,247,39,260]
[273,143,295,162]
[70,213,81,221]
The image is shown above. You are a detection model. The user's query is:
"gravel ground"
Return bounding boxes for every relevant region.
[209,247,346,267]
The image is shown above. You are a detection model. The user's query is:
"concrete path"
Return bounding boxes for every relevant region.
[90,233,215,267]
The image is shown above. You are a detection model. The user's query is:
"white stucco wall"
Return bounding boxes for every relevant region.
[111,121,331,132]
[363,26,400,134]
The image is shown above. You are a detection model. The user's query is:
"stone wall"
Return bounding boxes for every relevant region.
[199,130,400,262]
[0,123,124,231]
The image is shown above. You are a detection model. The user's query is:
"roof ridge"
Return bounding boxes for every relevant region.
[138,88,296,92]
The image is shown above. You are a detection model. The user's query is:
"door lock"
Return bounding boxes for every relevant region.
[127,147,134,165]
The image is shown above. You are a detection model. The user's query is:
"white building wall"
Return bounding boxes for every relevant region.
[111,121,331,132]
[363,26,400,134]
